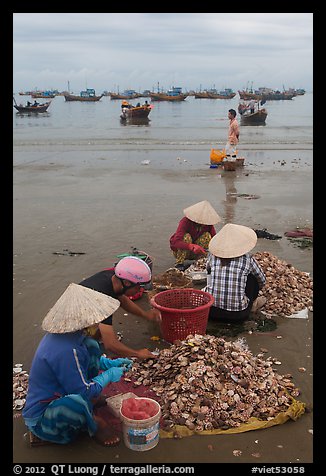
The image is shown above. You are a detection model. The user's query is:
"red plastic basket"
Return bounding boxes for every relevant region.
[151,288,214,343]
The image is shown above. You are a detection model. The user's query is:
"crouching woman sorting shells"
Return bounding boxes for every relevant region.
[22,283,132,447]
[205,224,266,323]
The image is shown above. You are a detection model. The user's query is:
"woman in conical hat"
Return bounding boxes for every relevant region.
[23,283,133,447]
[169,200,221,271]
[205,223,266,323]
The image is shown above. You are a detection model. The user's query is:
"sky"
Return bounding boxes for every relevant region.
[12,13,313,94]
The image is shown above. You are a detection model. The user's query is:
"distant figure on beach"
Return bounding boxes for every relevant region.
[79,256,161,360]
[22,283,130,447]
[226,109,239,161]
[170,200,221,272]
[205,224,266,323]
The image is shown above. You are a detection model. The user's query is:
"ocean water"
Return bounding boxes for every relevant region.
[13,93,313,150]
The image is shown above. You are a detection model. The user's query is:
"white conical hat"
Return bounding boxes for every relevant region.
[208,223,257,258]
[42,283,120,334]
[183,200,221,225]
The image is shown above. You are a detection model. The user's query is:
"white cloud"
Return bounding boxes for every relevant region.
[13,12,313,92]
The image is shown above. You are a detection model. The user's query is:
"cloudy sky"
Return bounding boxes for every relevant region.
[13,13,313,94]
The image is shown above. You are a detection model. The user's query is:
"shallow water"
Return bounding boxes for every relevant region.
[13,92,313,148]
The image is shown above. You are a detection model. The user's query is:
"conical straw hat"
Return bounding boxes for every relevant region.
[42,283,120,334]
[183,200,221,225]
[208,223,257,258]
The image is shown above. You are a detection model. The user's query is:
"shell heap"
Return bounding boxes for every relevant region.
[13,364,28,411]
[127,334,300,432]
[254,251,313,317]
[148,268,192,299]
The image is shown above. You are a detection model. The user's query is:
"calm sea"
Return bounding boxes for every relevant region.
[13,93,313,150]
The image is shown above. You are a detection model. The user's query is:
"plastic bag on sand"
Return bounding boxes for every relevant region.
[159,397,306,438]
[210,148,226,164]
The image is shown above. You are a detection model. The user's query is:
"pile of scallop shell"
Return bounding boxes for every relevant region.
[253,251,313,317]
[126,334,301,432]
[13,364,29,411]
[185,257,207,273]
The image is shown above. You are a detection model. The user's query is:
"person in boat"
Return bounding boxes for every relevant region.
[205,223,266,323]
[248,99,256,114]
[79,256,161,360]
[121,100,131,109]
[22,283,132,447]
[136,102,141,107]
[33,100,39,106]
[238,102,246,115]
[225,109,239,161]
[169,200,221,272]
[27,101,31,107]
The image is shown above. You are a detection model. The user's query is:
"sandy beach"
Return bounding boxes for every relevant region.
[13,144,313,465]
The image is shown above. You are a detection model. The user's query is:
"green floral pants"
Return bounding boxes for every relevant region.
[172,232,212,265]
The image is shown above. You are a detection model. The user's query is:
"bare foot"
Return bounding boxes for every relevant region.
[92,395,107,409]
[93,414,120,447]
[94,427,120,447]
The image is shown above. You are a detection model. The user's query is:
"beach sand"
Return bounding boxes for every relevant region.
[13,145,313,464]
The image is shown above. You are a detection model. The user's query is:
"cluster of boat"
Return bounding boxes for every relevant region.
[14,84,306,125]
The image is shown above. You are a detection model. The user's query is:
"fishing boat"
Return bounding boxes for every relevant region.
[195,88,236,99]
[150,86,188,101]
[239,108,268,125]
[63,88,104,102]
[120,102,152,120]
[261,90,295,100]
[208,89,236,99]
[13,99,51,113]
[31,90,56,98]
[110,90,141,100]
[194,90,210,98]
[238,90,262,100]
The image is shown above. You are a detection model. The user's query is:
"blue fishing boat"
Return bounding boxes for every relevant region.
[64,88,103,102]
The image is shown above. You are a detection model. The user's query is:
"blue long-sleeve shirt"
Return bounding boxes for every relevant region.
[22,332,103,421]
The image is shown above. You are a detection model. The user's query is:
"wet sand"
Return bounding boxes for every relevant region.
[13,144,313,464]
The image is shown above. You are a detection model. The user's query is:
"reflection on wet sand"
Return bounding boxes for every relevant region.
[222,170,238,223]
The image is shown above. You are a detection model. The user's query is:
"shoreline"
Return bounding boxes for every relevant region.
[14,142,313,150]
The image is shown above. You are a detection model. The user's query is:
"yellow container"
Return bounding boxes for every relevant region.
[210,148,226,164]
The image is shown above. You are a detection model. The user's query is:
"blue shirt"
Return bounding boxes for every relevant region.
[22,332,103,421]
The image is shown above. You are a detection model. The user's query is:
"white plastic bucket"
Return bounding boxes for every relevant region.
[120,397,161,451]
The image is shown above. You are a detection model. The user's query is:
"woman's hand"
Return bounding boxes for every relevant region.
[144,308,161,322]
[189,244,206,255]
